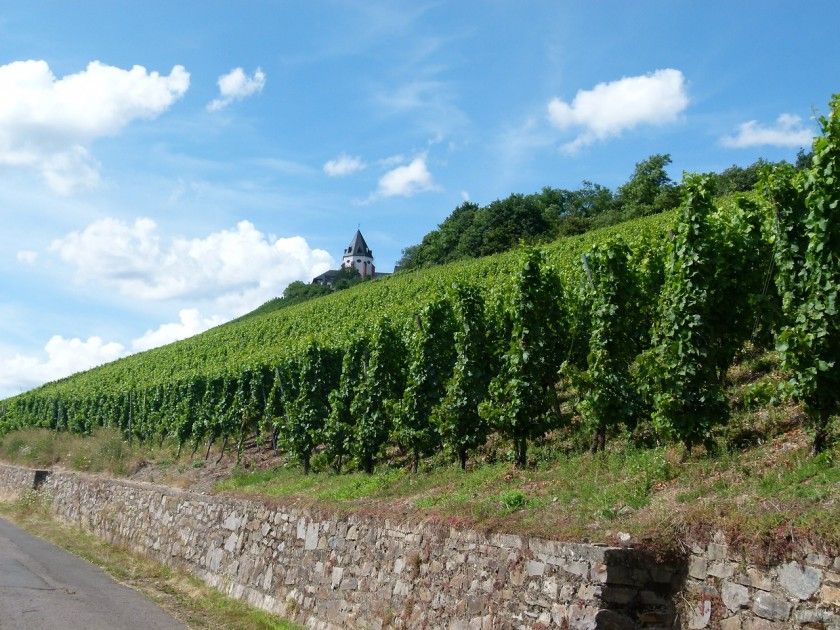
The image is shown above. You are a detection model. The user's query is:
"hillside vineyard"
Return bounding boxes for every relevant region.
[2,94,839,470]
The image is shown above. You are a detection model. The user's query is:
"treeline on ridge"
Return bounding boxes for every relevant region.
[396,150,813,271]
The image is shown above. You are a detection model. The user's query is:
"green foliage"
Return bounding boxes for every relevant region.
[712,159,773,196]
[571,239,645,451]
[395,297,457,471]
[433,285,492,469]
[284,343,341,473]
[480,249,568,467]
[396,154,718,272]
[239,268,362,321]
[323,337,369,472]
[642,176,770,449]
[772,95,840,452]
[615,154,679,220]
[261,358,297,452]
[643,176,732,448]
[351,319,406,473]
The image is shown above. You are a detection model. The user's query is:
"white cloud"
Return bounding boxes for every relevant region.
[0,335,125,396]
[0,59,190,193]
[721,113,813,148]
[547,68,689,152]
[131,308,224,352]
[374,155,435,198]
[377,154,406,167]
[16,250,38,264]
[460,191,470,201]
[323,154,367,177]
[207,67,266,111]
[49,218,333,313]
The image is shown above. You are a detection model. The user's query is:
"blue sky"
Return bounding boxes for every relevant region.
[1,1,838,396]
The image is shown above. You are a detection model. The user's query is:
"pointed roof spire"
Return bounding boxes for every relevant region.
[345,229,372,257]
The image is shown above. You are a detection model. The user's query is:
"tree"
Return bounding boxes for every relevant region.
[282,281,333,303]
[233,367,267,463]
[333,266,363,290]
[285,342,341,473]
[434,285,492,469]
[263,358,299,452]
[479,249,567,467]
[769,96,840,453]
[352,319,406,473]
[573,240,643,452]
[617,154,678,219]
[712,159,769,196]
[324,337,369,472]
[641,175,762,450]
[396,297,457,472]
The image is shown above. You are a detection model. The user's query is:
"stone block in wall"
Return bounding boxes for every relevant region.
[821,583,840,607]
[751,592,792,622]
[719,615,741,630]
[688,556,708,580]
[741,616,788,630]
[795,607,840,627]
[687,598,712,629]
[708,561,736,579]
[776,561,822,600]
[806,552,832,568]
[734,568,774,592]
[706,542,729,561]
[721,581,750,611]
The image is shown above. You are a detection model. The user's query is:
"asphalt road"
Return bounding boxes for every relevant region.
[0,516,185,630]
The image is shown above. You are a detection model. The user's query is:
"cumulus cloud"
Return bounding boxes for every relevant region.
[547,69,689,152]
[0,59,189,193]
[323,154,367,177]
[374,155,435,198]
[0,335,125,396]
[50,218,333,313]
[131,308,224,352]
[721,113,813,148]
[207,67,266,111]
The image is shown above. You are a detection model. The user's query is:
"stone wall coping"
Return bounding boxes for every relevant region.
[0,462,624,560]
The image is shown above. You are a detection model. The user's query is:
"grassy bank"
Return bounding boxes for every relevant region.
[0,426,170,476]
[217,423,840,560]
[0,491,298,630]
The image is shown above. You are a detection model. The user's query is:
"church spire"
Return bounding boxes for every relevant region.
[342,229,375,277]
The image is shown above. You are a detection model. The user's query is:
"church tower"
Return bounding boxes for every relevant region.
[342,229,375,278]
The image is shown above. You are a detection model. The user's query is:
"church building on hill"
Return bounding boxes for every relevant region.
[312,229,390,287]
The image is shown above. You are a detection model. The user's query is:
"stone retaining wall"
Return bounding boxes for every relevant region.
[681,533,840,629]
[1,463,838,628]
[0,464,47,499]
[0,464,679,629]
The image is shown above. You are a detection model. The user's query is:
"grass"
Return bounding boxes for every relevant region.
[215,431,840,561]
[0,491,299,630]
[0,426,171,476]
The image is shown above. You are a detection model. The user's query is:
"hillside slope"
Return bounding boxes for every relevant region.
[5,209,676,401]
